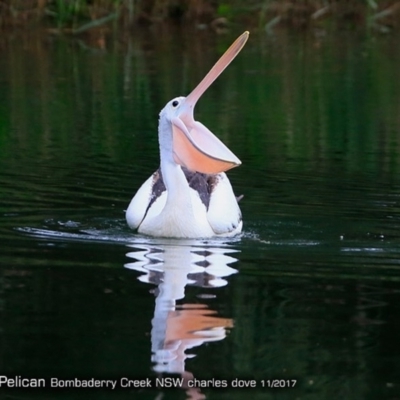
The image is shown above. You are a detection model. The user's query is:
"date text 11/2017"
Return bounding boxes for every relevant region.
[261,380,297,388]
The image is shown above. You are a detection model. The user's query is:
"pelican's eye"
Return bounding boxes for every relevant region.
[172,100,179,107]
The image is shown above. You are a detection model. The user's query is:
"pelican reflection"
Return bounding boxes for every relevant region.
[125,240,239,398]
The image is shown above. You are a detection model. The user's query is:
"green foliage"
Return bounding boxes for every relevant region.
[1,0,399,31]
[217,3,232,18]
[52,0,88,27]
[366,0,378,9]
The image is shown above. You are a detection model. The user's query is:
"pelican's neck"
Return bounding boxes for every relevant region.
[158,115,192,208]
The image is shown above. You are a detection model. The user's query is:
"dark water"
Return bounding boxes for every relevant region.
[1,27,400,399]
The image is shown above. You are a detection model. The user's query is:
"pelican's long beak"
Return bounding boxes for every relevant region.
[172,31,249,174]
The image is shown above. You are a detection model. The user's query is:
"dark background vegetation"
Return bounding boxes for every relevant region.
[1,0,400,34]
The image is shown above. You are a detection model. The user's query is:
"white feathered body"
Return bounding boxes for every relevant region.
[126,166,242,238]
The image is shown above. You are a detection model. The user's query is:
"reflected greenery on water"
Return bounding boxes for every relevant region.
[1,26,400,399]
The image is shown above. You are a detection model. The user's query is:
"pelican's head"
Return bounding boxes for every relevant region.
[159,96,186,121]
[158,32,249,175]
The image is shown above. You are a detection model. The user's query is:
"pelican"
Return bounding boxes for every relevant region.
[126,32,249,238]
